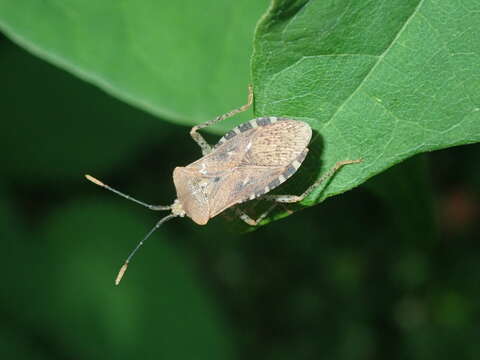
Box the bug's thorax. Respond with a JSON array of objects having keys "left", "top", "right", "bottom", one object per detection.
[{"left": 172, "top": 133, "right": 254, "bottom": 225}]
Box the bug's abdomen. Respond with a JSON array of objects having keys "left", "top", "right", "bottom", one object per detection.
[{"left": 229, "top": 148, "right": 309, "bottom": 204}]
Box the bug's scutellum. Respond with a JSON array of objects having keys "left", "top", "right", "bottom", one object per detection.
[{"left": 86, "top": 86, "right": 362, "bottom": 285}]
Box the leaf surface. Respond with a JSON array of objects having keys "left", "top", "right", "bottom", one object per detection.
[
  {"left": 0, "top": 0, "right": 268, "bottom": 127},
  {"left": 251, "top": 0, "right": 480, "bottom": 214}
]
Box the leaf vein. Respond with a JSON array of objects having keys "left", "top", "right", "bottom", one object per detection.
[{"left": 320, "top": 0, "right": 426, "bottom": 130}]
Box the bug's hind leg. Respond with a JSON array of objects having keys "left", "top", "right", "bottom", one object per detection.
[
  {"left": 190, "top": 85, "right": 253, "bottom": 156},
  {"left": 235, "top": 203, "right": 278, "bottom": 226},
  {"left": 236, "top": 159, "right": 362, "bottom": 226},
  {"left": 264, "top": 159, "right": 363, "bottom": 203}
]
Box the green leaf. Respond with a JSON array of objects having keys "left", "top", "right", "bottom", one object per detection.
[
  {"left": 0, "top": 38, "right": 171, "bottom": 180},
  {"left": 0, "top": 0, "right": 268, "bottom": 128},
  {"left": 252, "top": 0, "right": 480, "bottom": 212}
]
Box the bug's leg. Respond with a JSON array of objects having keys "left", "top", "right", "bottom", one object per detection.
[
  {"left": 85, "top": 175, "right": 172, "bottom": 211},
  {"left": 235, "top": 203, "right": 278, "bottom": 226},
  {"left": 264, "top": 159, "right": 363, "bottom": 203},
  {"left": 190, "top": 85, "right": 254, "bottom": 155}
]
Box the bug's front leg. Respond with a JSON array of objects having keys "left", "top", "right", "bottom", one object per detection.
[
  {"left": 264, "top": 159, "right": 363, "bottom": 203},
  {"left": 190, "top": 85, "right": 253, "bottom": 156}
]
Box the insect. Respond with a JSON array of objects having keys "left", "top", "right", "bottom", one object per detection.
[{"left": 85, "top": 86, "right": 362, "bottom": 284}]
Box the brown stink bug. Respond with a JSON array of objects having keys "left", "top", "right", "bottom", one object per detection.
[{"left": 85, "top": 86, "right": 362, "bottom": 284}]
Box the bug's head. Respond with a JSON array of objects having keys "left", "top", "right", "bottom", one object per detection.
[{"left": 170, "top": 199, "right": 186, "bottom": 218}]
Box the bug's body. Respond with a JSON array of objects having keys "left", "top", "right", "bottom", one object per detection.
[{"left": 173, "top": 117, "right": 311, "bottom": 224}]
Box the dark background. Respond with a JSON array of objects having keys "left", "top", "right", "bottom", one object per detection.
[{"left": 2, "top": 35, "right": 480, "bottom": 360}]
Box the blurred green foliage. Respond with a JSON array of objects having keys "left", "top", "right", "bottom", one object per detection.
[{"left": 1, "top": 1, "right": 480, "bottom": 359}]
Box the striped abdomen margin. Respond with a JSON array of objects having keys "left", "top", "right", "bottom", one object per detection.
[{"left": 215, "top": 116, "right": 288, "bottom": 148}]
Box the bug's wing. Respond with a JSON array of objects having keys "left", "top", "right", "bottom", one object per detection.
[
  {"left": 209, "top": 120, "right": 311, "bottom": 217},
  {"left": 241, "top": 120, "right": 311, "bottom": 166}
]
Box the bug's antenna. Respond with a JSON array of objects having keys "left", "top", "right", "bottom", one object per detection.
[
  {"left": 115, "top": 213, "right": 177, "bottom": 285},
  {"left": 85, "top": 174, "right": 171, "bottom": 211}
]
